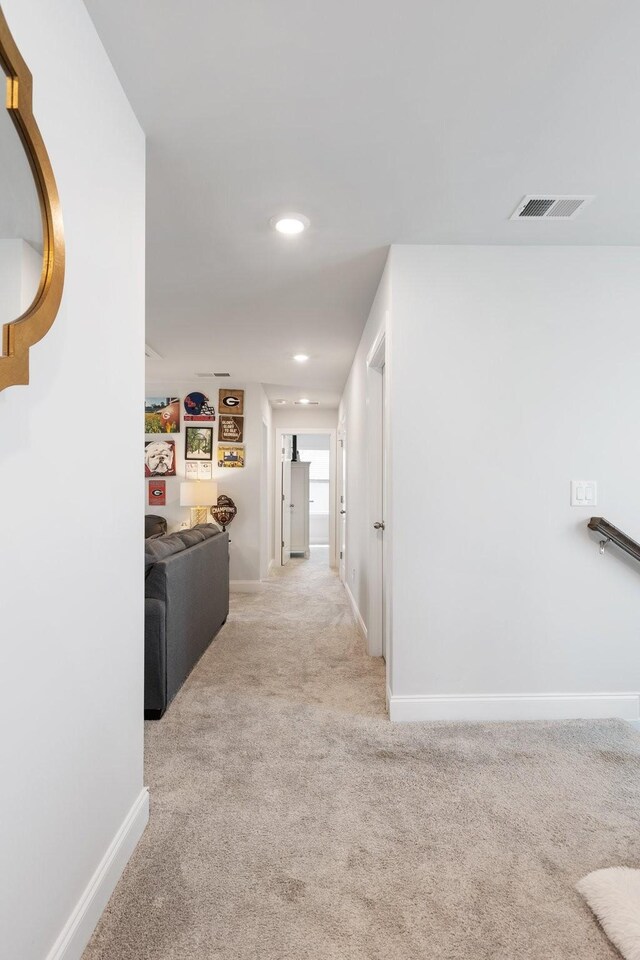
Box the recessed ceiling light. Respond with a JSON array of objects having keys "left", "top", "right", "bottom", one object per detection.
[
  {"left": 298, "top": 398, "right": 311, "bottom": 404},
  {"left": 270, "top": 213, "right": 310, "bottom": 235},
  {"left": 293, "top": 354, "right": 309, "bottom": 363},
  {"left": 275, "top": 399, "right": 287, "bottom": 404}
]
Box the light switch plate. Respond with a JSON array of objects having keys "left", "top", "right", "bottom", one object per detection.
[{"left": 571, "top": 480, "right": 597, "bottom": 507}]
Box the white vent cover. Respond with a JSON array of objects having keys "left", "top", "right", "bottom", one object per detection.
[
  {"left": 294, "top": 400, "right": 319, "bottom": 405},
  {"left": 510, "top": 195, "right": 594, "bottom": 220},
  {"left": 145, "top": 343, "right": 162, "bottom": 360}
]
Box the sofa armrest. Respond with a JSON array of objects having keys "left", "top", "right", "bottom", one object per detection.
[{"left": 144, "top": 597, "right": 166, "bottom": 718}]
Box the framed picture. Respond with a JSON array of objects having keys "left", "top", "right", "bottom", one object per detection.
[
  {"left": 198, "top": 461, "right": 212, "bottom": 480},
  {"left": 145, "top": 397, "right": 180, "bottom": 433},
  {"left": 148, "top": 480, "right": 166, "bottom": 506},
  {"left": 217, "top": 444, "right": 245, "bottom": 468},
  {"left": 218, "top": 414, "right": 244, "bottom": 443},
  {"left": 185, "top": 426, "right": 213, "bottom": 460},
  {"left": 218, "top": 388, "right": 244, "bottom": 416},
  {"left": 185, "top": 462, "right": 199, "bottom": 480},
  {"left": 183, "top": 391, "right": 215, "bottom": 422},
  {"left": 145, "top": 439, "right": 176, "bottom": 477}
]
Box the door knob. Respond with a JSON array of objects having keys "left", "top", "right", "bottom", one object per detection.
[{"left": 373, "top": 521, "right": 385, "bottom": 530}]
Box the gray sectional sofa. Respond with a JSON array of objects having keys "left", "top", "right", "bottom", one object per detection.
[{"left": 145, "top": 524, "right": 229, "bottom": 718}]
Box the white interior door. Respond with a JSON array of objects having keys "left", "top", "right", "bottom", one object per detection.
[
  {"left": 367, "top": 332, "right": 386, "bottom": 659},
  {"left": 281, "top": 458, "right": 292, "bottom": 564},
  {"left": 380, "top": 364, "right": 387, "bottom": 660},
  {"left": 338, "top": 432, "right": 346, "bottom": 582}
]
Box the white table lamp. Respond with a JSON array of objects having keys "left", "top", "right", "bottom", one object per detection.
[{"left": 180, "top": 480, "right": 218, "bottom": 527}]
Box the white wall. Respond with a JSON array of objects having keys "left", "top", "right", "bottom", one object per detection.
[
  {"left": 343, "top": 245, "right": 640, "bottom": 721},
  {"left": 297, "top": 433, "right": 331, "bottom": 450},
  {"left": 0, "top": 2, "right": 146, "bottom": 957},
  {"left": 272, "top": 407, "right": 338, "bottom": 432},
  {"left": 145, "top": 380, "right": 273, "bottom": 585}
]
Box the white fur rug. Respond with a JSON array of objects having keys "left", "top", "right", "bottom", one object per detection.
[{"left": 578, "top": 868, "right": 640, "bottom": 959}]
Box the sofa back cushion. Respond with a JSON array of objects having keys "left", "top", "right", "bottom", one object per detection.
[
  {"left": 145, "top": 534, "right": 186, "bottom": 568},
  {"left": 175, "top": 529, "right": 206, "bottom": 548},
  {"left": 193, "top": 523, "right": 222, "bottom": 540}
]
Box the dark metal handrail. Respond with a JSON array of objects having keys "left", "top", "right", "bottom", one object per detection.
[{"left": 588, "top": 517, "right": 640, "bottom": 563}]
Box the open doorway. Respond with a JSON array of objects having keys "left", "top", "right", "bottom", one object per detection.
[{"left": 276, "top": 428, "right": 337, "bottom": 568}]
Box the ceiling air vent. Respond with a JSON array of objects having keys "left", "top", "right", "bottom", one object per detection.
[
  {"left": 214, "top": 372, "right": 231, "bottom": 377},
  {"left": 510, "top": 195, "right": 594, "bottom": 220},
  {"left": 195, "top": 372, "right": 214, "bottom": 378},
  {"left": 294, "top": 400, "right": 319, "bottom": 405}
]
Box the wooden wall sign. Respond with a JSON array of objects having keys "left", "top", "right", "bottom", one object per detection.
[
  {"left": 218, "top": 414, "right": 243, "bottom": 442},
  {"left": 218, "top": 388, "right": 244, "bottom": 415},
  {"left": 210, "top": 494, "right": 237, "bottom": 528}
]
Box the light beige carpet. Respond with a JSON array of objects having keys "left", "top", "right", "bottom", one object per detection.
[{"left": 84, "top": 547, "right": 640, "bottom": 959}]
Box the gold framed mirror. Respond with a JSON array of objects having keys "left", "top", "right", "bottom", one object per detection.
[{"left": 0, "top": 7, "right": 64, "bottom": 393}]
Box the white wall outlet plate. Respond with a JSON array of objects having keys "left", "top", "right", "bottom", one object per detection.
[{"left": 571, "top": 480, "right": 597, "bottom": 507}]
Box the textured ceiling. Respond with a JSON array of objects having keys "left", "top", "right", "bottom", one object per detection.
[{"left": 83, "top": 0, "right": 640, "bottom": 405}]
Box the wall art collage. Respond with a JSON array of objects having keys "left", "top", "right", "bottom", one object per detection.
[{"left": 144, "top": 390, "right": 245, "bottom": 507}]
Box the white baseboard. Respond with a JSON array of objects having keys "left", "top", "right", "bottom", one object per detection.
[
  {"left": 45, "top": 787, "right": 149, "bottom": 960},
  {"left": 344, "top": 582, "right": 367, "bottom": 639},
  {"left": 388, "top": 693, "right": 640, "bottom": 723},
  {"left": 230, "top": 580, "right": 263, "bottom": 593}
]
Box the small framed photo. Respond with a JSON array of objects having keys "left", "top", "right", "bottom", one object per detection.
[{"left": 185, "top": 426, "right": 213, "bottom": 461}]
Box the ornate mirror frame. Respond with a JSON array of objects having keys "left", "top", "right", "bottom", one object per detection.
[{"left": 0, "top": 7, "right": 65, "bottom": 393}]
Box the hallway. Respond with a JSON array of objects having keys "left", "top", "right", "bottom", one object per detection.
[{"left": 84, "top": 556, "right": 639, "bottom": 960}]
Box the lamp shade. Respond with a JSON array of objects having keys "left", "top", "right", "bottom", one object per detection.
[{"left": 180, "top": 480, "right": 218, "bottom": 507}]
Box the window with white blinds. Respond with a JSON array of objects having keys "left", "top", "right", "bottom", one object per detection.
[{"left": 299, "top": 449, "right": 330, "bottom": 481}]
